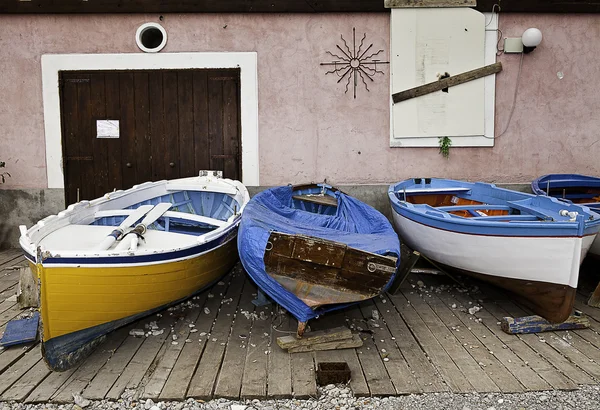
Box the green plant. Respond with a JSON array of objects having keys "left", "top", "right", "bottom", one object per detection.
[
  {"left": 438, "top": 136, "right": 452, "bottom": 159},
  {"left": 0, "top": 161, "right": 10, "bottom": 183}
]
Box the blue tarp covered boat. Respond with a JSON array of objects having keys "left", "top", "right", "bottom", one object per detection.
[{"left": 238, "top": 184, "right": 401, "bottom": 335}]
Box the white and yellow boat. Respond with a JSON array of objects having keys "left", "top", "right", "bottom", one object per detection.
[{"left": 19, "top": 172, "right": 249, "bottom": 371}]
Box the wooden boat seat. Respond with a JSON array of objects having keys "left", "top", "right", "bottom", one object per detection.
[
  {"left": 162, "top": 211, "right": 227, "bottom": 227},
  {"left": 133, "top": 229, "right": 198, "bottom": 250},
  {"left": 292, "top": 194, "right": 338, "bottom": 207},
  {"left": 435, "top": 204, "right": 511, "bottom": 212},
  {"left": 506, "top": 199, "right": 553, "bottom": 220},
  {"left": 436, "top": 203, "right": 550, "bottom": 221},
  {"left": 469, "top": 214, "right": 541, "bottom": 221},
  {"left": 398, "top": 187, "right": 472, "bottom": 195},
  {"left": 38, "top": 224, "right": 199, "bottom": 253},
  {"left": 94, "top": 209, "right": 227, "bottom": 228}
]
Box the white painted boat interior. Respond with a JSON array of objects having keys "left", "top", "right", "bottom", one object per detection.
[
  {"left": 20, "top": 175, "right": 250, "bottom": 259},
  {"left": 38, "top": 225, "right": 198, "bottom": 252}
]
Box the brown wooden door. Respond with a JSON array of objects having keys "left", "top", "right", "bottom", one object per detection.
[{"left": 59, "top": 69, "right": 241, "bottom": 205}]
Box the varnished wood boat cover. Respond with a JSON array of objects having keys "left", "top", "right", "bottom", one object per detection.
[{"left": 264, "top": 232, "right": 397, "bottom": 307}]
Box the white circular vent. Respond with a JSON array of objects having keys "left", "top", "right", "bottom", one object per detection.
[{"left": 136, "top": 23, "right": 167, "bottom": 53}]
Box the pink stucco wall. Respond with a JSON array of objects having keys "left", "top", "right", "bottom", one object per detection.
[{"left": 0, "top": 13, "right": 598, "bottom": 189}]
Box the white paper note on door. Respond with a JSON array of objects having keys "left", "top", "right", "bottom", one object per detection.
[{"left": 97, "top": 120, "right": 120, "bottom": 138}]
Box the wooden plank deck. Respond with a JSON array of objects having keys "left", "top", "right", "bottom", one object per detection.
[{"left": 0, "top": 249, "right": 599, "bottom": 402}]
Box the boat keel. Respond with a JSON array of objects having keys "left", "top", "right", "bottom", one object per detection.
[
  {"left": 43, "top": 334, "right": 107, "bottom": 372},
  {"left": 429, "top": 260, "right": 578, "bottom": 324},
  {"left": 297, "top": 321, "right": 307, "bottom": 339}
]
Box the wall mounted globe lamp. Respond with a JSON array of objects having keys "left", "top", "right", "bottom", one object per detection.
[
  {"left": 521, "top": 28, "right": 543, "bottom": 53},
  {"left": 504, "top": 28, "right": 542, "bottom": 54}
]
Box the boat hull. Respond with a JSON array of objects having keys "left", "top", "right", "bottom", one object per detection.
[
  {"left": 392, "top": 212, "right": 592, "bottom": 323},
  {"left": 264, "top": 232, "right": 397, "bottom": 308},
  {"left": 32, "top": 235, "right": 238, "bottom": 371}
]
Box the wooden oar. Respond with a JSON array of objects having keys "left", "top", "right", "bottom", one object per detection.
[
  {"left": 94, "top": 204, "right": 154, "bottom": 251},
  {"left": 114, "top": 202, "right": 173, "bottom": 251}
]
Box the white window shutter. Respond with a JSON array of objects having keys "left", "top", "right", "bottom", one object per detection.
[{"left": 390, "top": 8, "right": 496, "bottom": 147}]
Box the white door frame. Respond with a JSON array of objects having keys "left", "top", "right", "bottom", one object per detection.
[{"left": 41, "top": 52, "right": 259, "bottom": 188}]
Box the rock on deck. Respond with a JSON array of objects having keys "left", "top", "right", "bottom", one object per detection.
[{"left": 0, "top": 248, "right": 599, "bottom": 402}]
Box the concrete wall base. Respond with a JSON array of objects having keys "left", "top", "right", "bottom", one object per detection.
[
  {"left": 0, "top": 183, "right": 532, "bottom": 248},
  {"left": 0, "top": 189, "right": 65, "bottom": 249},
  {"left": 250, "top": 183, "right": 531, "bottom": 221}
]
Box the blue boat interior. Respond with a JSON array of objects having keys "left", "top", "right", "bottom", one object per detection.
[
  {"left": 391, "top": 178, "right": 595, "bottom": 223},
  {"left": 91, "top": 190, "right": 238, "bottom": 236},
  {"left": 290, "top": 185, "right": 339, "bottom": 216},
  {"left": 532, "top": 173, "right": 600, "bottom": 210}
]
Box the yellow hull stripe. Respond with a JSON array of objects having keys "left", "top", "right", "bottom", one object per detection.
[{"left": 34, "top": 239, "right": 238, "bottom": 342}]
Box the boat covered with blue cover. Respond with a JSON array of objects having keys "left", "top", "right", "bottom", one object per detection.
[
  {"left": 389, "top": 178, "right": 600, "bottom": 323},
  {"left": 238, "top": 184, "right": 401, "bottom": 335},
  {"left": 532, "top": 173, "right": 600, "bottom": 257}
]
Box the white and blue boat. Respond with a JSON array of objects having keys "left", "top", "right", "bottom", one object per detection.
[
  {"left": 532, "top": 173, "right": 600, "bottom": 257},
  {"left": 389, "top": 178, "right": 600, "bottom": 323}
]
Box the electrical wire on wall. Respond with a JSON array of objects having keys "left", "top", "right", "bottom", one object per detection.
[
  {"left": 485, "top": 4, "right": 504, "bottom": 55},
  {"left": 482, "top": 3, "right": 525, "bottom": 140},
  {"left": 482, "top": 35, "right": 525, "bottom": 140}
]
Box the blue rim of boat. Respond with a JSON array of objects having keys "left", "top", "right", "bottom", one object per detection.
[
  {"left": 532, "top": 173, "right": 600, "bottom": 192},
  {"left": 389, "top": 178, "right": 600, "bottom": 237},
  {"left": 532, "top": 173, "right": 600, "bottom": 210}
]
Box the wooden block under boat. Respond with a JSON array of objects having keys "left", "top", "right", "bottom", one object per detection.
[
  {"left": 287, "top": 334, "right": 363, "bottom": 353},
  {"left": 264, "top": 232, "right": 397, "bottom": 307},
  {"left": 17, "top": 267, "right": 39, "bottom": 309},
  {"left": 388, "top": 249, "right": 421, "bottom": 295},
  {"left": 292, "top": 194, "right": 338, "bottom": 207},
  {"left": 277, "top": 326, "right": 352, "bottom": 349},
  {"left": 501, "top": 313, "right": 589, "bottom": 334}
]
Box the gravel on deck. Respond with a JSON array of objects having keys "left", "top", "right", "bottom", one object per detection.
[{"left": 2, "top": 384, "right": 599, "bottom": 410}]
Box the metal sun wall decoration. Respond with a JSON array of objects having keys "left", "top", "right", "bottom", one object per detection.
[{"left": 321, "top": 28, "right": 389, "bottom": 99}]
